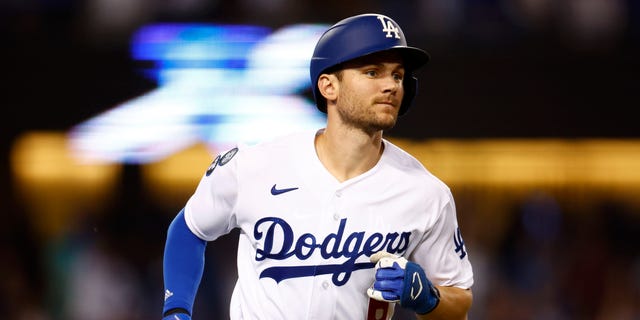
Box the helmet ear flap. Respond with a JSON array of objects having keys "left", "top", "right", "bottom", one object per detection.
[{"left": 399, "top": 75, "right": 418, "bottom": 116}]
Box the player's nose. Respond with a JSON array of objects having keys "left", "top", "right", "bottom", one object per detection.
[{"left": 380, "top": 74, "right": 401, "bottom": 93}]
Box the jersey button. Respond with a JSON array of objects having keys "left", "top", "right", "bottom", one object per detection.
[
  {"left": 333, "top": 213, "right": 340, "bottom": 220},
  {"left": 322, "top": 281, "right": 330, "bottom": 289},
  {"left": 335, "top": 190, "right": 342, "bottom": 197}
]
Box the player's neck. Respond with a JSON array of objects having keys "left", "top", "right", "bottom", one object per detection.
[{"left": 315, "top": 127, "right": 384, "bottom": 182}]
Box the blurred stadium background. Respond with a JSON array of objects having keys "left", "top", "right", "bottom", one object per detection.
[{"left": 2, "top": 0, "right": 639, "bottom": 319}]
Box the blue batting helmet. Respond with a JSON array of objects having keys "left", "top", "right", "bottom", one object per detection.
[{"left": 310, "top": 13, "right": 430, "bottom": 115}]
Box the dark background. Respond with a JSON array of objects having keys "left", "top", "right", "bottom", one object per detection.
[
  {"left": 2, "top": 1, "right": 639, "bottom": 319},
  {"left": 3, "top": 0, "right": 639, "bottom": 140}
]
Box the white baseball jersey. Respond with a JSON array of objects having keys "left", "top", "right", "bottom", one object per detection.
[{"left": 184, "top": 129, "right": 473, "bottom": 319}]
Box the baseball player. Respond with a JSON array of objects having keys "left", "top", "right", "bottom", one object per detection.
[{"left": 162, "top": 13, "right": 473, "bottom": 319}]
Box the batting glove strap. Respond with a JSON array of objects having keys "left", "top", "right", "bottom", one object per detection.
[{"left": 400, "top": 262, "right": 441, "bottom": 314}]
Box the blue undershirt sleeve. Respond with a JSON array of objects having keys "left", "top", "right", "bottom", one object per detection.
[{"left": 162, "top": 209, "right": 207, "bottom": 316}]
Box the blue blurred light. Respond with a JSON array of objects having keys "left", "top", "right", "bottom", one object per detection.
[{"left": 69, "top": 22, "right": 329, "bottom": 164}]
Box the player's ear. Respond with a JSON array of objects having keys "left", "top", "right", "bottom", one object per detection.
[{"left": 318, "top": 73, "right": 338, "bottom": 102}]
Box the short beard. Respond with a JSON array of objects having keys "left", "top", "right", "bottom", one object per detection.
[{"left": 336, "top": 102, "right": 397, "bottom": 135}]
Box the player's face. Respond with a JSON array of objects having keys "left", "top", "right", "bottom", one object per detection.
[{"left": 334, "top": 51, "right": 405, "bottom": 134}]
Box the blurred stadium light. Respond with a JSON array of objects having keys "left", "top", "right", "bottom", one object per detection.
[{"left": 68, "top": 23, "right": 329, "bottom": 164}]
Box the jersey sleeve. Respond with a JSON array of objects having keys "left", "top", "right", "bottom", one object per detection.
[
  {"left": 183, "top": 147, "right": 240, "bottom": 241},
  {"left": 411, "top": 191, "right": 474, "bottom": 289}
]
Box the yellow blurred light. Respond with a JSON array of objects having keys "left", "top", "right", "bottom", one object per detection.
[
  {"left": 141, "top": 143, "right": 216, "bottom": 208},
  {"left": 389, "top": 138, "right": 640, "bottom": 187},
  {"left": 11, "top": 132, "right": 121, "bottom": 239},
  {"left": 11, "top": 131, "right": 640, "bottom": 237}
]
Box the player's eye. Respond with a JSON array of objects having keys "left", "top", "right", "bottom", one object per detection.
[
  {"left": 393, "top": 72, "right": 404, "bottom": 81},
  {"left": 365, "top": 70, "right": 378, "bottom": 77}
]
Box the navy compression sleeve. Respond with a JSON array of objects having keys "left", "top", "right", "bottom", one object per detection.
[{"left": 162, "top": 209, "right": 207, "bottom": 316}]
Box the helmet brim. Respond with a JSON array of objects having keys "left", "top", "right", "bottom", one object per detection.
[{"left": 392, "top": 46, "right": 430, "bottom": 71}]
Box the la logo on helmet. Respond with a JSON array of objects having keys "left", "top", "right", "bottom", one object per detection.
[{"left": 376, "top": 15, "right": 401, "bottom": 39}]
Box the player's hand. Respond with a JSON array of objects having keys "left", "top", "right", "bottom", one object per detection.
[
  {"left": 162, "top": 313, "right": 191, "bottom": 320},
  {"left": 367, "top": 251, "right": 440, "bottom": 315}
]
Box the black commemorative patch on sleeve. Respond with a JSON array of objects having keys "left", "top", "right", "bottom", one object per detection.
[
  {"left": 205, "top": 155, "right": 221, "bottom": 176},
  {"left": 219, "top": 147, "right": 238, "bottom": 166}
]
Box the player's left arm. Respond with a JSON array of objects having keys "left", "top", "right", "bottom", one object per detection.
[
  {"left": 418, "top": 285, "right": 472, "bottom": 320},
  {"left": 418, "top": 192, "right": 473, "bottom": 319},
  {"left": 368, "top": 252, "right": 472, "bottom": 320},
  {"left": 369, "top": 192, "right": 473, "bottom": 319}
]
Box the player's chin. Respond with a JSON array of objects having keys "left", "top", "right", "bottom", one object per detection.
[
  {"left": 370, "top": 104, "right": 398, "bottom": 127},
  {"left": 372, "top": 114, "right": 397, "bottom": 131},
  {"left": 380, "top": 108, "right": 399, "bottom": 122}
]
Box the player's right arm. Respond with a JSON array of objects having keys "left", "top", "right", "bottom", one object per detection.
[
  {"left": 162, "top": 147, "right": 241, "bottom": 319},
  {"left": 162, "top": 209, "right": 206, "bottom": 319}
]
